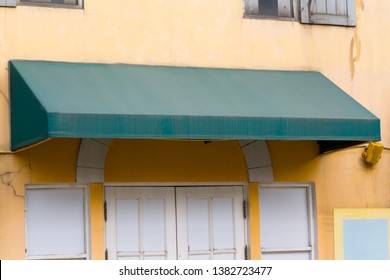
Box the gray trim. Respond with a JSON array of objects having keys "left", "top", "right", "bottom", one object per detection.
[
  {"left": 240, "top": 140, "right": 274, "bottom": 183},
  {"left": 76, "top": 139, "right": 110, "bottom": 183},
  {"left": 17, "top": 0, "right": 83, "bottom": 9}
]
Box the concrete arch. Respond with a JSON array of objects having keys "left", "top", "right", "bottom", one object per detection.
[
  {"left": 76, "top": 138, "right": 111, "bottom": 183},
  {"left": 76, "top": 139, "right": 273, "bottom": 183}
]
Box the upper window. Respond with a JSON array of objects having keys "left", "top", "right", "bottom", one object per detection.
[
  {"left": 245, "top": 0, "right": 356, "bottom": 27},
  {"left": 18, "top": 0, "right": 82, "bottom": 8},
  {"left": 245, "top": 0, "right": 299, "bottom": 19},
  {"left": 25, "top": 185, "right": 90, "bottom": 260}
]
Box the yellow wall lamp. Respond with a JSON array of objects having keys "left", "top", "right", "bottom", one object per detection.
[{"left": 362, "top": 142, "right": 384, "bottom": 164}]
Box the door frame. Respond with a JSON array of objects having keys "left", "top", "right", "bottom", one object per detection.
[{"left": 104, "top": 182, "right": 249, "bottom": 260}]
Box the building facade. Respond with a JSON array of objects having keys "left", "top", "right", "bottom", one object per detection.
[{"left": 0, "top": 0, "right": 389, "bottom": 260}]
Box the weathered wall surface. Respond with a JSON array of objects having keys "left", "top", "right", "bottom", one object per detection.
[{"left": 0, "top": 0, "right": 389, "bottom": 259}]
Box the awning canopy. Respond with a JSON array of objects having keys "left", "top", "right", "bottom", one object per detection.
[{"left": 10, "top": 60, "right": 380, "bottom": 151}]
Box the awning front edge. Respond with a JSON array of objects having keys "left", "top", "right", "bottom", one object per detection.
[{"left": 10, "top": 60, "right": 381, "bottom": 151}]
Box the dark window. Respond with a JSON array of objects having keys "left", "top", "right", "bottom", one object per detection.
[{"left": 259, "top": 0, "right": 278, "bottom": 16}]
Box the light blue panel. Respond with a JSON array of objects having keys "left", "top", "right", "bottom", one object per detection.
[{"left": 343, "top": 219, "right": 389, "bottom": 260}]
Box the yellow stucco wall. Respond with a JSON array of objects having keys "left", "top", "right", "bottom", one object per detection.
[
  {"left": 105, "top": 139, "right": 247, "bottom": 182},
  {"left": 268, "top": 140, "right": 390, "bottom": 259},
  {"left": 89, "top": 182, "right": 105, "bottom": 260},
  {"left": 1, "top": 1, "right": 389, "bottom": 148},
  {"left": 0, "top": 139, "right": 80, "bottom": 259},
  {"left": 0, "top": 0, "right": 390, "bottom": 260}
]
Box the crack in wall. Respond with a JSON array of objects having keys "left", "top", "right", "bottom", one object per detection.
[
  {"left": 350, "top": 28, "right": 361, "bottom": 80},
  {"left": 0, "top": 165, "right": 29, "bottom": 198},
  {"left": 349, "top": 0, "right": 364, "bottom": 80}
]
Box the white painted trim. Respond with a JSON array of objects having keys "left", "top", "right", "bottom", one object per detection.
[
  {"left": 261, "top": 247, "right": 312, "bottom": 253},
  {"left": 27, "top": 254, "right": 88, "bottom": 260},
  {"left": 260, "top": 182, "right": 314, "bottom": 188}
]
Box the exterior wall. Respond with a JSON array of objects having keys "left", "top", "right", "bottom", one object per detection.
[
  {"left": 0, "top": 0, "right": 389, "bottom": 260},
  {"left": 268, "top": 140, "right": 390, "bottom": 259},
  {"left": 0, "top": 139, "right": 79, "bottom": 259},
  {"left": 105, "top": 139, "right": 247, "bottom": 182}
]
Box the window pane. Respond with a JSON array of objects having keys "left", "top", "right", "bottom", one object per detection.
[
  {"left": 260, "top": 188, "right": 309, "bottom": 248},
  {"left": 26, "top": 188, "right": 85, "bottom": 256},
  {"left": 212, "top": 198, "right": 234, "bottom": 249},
  {"left": 259, "top": 0, "right": 278, "bottom": 16},
  {"left": 189, "top": 254, "right": 209, "bottom": 260},
  {"left": 144, "top": 255, "right": 166, "bottom": 260},
  {"left": 118, "top": 256, "right": 140, "bottom": 260},
  {"left": 262, "top": 252, "right": 310, "bottom": 260},
  {"left": 187, "top": 199, "right": 210, "bottom": 251},
  {"left": 246, "top": 0, "right": 293, "bottom": 17},
  {"left": 143, "top": 199, "right": 165, "bottom": 252},
  {"left": 116, "top": 200, "right": 139, "bottom": 252}
]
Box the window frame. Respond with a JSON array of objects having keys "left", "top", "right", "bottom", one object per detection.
[
  {"left": 259, "top": 182, "right": 318, "bottom": 260},
  {"left": 25, "top": 184, "right": 90, "bottom": 260},
  {"left": 243, "top": 0, "right": 300, "bottom": 21},
  {"left": 18, "top": 0, "right": 83, "bottom": 9}
]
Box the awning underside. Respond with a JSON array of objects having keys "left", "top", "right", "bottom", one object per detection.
[{"left": 10, "top": 60, "right": 380, "bottom": 151}]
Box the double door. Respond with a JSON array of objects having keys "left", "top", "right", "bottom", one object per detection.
[{"left": 105, "top": 186, "right": 245, "bottom": 260}]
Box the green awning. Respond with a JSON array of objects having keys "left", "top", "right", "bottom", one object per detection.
[{"left": 10, "top": 60, "right": 380, "bottom": 151}]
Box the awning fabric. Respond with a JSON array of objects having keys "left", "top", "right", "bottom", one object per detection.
[{"left": 10, "top": 60, "right": 380, "bottom": 151}]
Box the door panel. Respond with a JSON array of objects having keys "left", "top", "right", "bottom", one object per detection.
[
  {"left": 176, "top": 186, "right": 245, "bottom": 260},
  {"left": 105, "top": 187, "right": 177, "bottom": 260}
]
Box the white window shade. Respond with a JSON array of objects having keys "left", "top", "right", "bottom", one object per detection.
[
  {"left": 260, "top": 188, "right": 309, "bottom": 248},
  {"left": 25, "top": 186, "right": 89, "bottom": 259}
]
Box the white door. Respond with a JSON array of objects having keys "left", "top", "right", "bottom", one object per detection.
[
  {"left": 105, "top": 187, "right": 177, "bottom": 260},
  {"left": 176, "top": 186, "right": 245, "bottom": 260},
  {"left": 105, "top": 186, "right": 246, "bottom": 260}
]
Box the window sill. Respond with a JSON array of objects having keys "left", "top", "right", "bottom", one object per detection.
[
  {"left": 18, "top": 3, "right": 83, "bottom": 9},
  {"left": 243, "top": 14, "right": 298, "bottom": 22}
]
